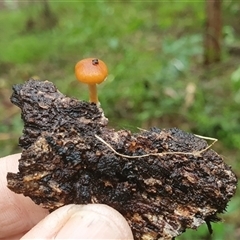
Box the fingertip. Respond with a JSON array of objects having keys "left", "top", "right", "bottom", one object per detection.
[
  {"left": 22, "top": 204, "right": 133, "bottom": 240},
  {"left": 57, "top": 204, "right": 134, "bottom": 239},
  {"left": 0, "top": 153, "right": 48, "bottom": 238}
]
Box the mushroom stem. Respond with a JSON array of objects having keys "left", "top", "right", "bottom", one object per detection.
[{"left": 88, "top": 84, "right": 98, "bottom": 104}]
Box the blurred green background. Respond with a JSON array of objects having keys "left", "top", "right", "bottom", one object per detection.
[{"left": 0, "top": 1, "right": 239, "bottom": 239}]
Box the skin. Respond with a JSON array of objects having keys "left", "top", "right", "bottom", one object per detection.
[{"left": 0, "top": 154, "right": 133, "bottom": 240}]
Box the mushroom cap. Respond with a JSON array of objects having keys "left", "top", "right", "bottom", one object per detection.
[{"left": 75, "top": 58, "right": 108, "bottom": 84}]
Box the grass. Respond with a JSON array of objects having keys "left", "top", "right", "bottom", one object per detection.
[{"left": 0, "top": 2, "right": 239, "bottom": 239}]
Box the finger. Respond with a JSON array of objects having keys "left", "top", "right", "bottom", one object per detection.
[
  {"left": 22, "top": 204, "right": 134, "bottom": 239},
  {"left": 0, "top": 154, "right": 49, "bottom": 239}
]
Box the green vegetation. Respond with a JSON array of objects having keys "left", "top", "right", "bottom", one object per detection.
[{"left": 0, "top": 2, "right": 239, "bottom": 239}]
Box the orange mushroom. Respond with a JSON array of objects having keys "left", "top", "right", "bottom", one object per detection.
[{"left": 75, "top": 58, "right": 108, "bottom": 104}]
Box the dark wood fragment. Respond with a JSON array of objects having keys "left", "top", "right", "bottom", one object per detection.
[{"left": 7, "top": 79, "right": 237, "bottom": 240}]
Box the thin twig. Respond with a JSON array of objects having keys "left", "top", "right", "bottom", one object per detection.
[
  {"left": 95, "top": 134, "right": 217, "bottom": 159},
  {"left": 194, "top": 134, "right": 218, "bottom": 153}
]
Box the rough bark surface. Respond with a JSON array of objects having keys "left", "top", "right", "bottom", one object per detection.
[{"left": 7, "top": 80, "right": 237, "bottom": 240}]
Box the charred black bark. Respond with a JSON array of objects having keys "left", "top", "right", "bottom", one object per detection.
[{"left": 7, "top": 79, "right": 237, "bottom": 240}]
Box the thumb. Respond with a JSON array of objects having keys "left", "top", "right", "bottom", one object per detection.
[{"left": 21, "top": 204, "right": 133, "bottom": 239}]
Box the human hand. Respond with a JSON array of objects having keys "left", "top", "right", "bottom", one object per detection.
[{"left": 0, "top": 154, "right": 133, "bottom": 239}]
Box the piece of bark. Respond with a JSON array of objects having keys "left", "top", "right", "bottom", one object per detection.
[{"left": 7, "top": 79, "right": 237, "bottom": 240}]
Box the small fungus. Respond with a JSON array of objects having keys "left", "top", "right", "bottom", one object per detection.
[{"left": 75, "top": 58, "right": 108, "bottom": 104}]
